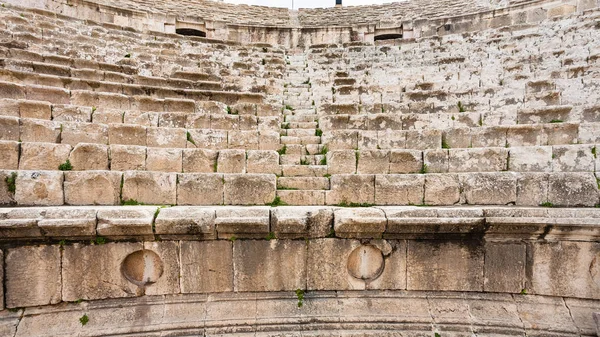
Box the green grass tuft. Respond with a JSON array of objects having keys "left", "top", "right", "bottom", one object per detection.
[
  {"left": 5, "top": 172, "right": 16, "bottom": 194},
  {"left": 295, "top": 289, "right": 305, "bottom": 308},
  {"left": 277, "top": 145, "right": 287, "bottom": 155},
  {"left": 267, "top": 196, "right": 288, "bottom": 207},
  {"left": 79, "top": 314, "right": 89, "bottom": 326},
  {"left": 315, "top": 128, "right": 323, "bottom": 137},
  {"left": 265, "top": 232, "right": 276, "bottom": 240},
  {"left": 457, "top": 101, "right": 466, "bottom": 112},
  {"left": 549, "top": 119, "right": 563, "bottom": 123},
  {"left": 540, "top": 202, "right": 553, "bottom": 207},
  {"left": 58, "top": 159, "right": 73, "bottom": 171},
  {"left": 186, "top": 131, "right": 196, "bottom": 146},
  {"left": 420, "top": 163, "right": 428, "bottom": 174},
  {"left": 91, "top": 237, "right": 106, "bottom": 245}
]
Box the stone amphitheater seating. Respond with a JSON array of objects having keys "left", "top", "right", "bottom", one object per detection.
[{"left": 0, "top": 0, "right": 600, "bottom": 336}]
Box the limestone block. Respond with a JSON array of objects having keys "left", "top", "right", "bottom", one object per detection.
[
  {"left": 484, "top": 243, "right": 526, "bottom": 293},
  {"left": 223, "top": 174, "right": 276, "bottom": 205},
  {"left": 405, "top": 129, "right": 441, "bottom": 150},
  {"left": 97, "top": 207, "right": 156, "bottom": 238},
  {"left": 64, "top": 171, "right": 121, "bottom": 205},
  {"left": 36, "top": 208, "right": 97, "bottom": 238},
  {"left": 326, "top": 150, "right": 356, "bottom": 174},
  {"left": 358, "top": 130, "right": 379, "bottom": 150},
  {"left": 233, "top": 240, "right": 306, "bottom": 291},
  {"left": 19, "top": 142, "right": 72, "bottom": 170},
  {"left": 578, "top": 123, "right": 600, "bottom": 144},
  {"left": 548, "top": 172, "right": 599, "bottom": 206},
  {"left": 544, "top": 123, "right": 578, "bottom": 145},
  {"left": 407, "top": 240, "right": 484, "bottom": 291},
  {"left": 60, "top": 122, "right": 108, "bottom": 146},
  {"left": 215, "top": 207, "right": 270, "bottom": 238},
  {"left": 516, "top": 173, "right": 549, "bottom": 206},
  {"left": 108, "top": 124, "right": 147, "bottom": 146},
  {"left": 0, "top": 99, "right": 19, "bottom": 117},
  {"left": 62, "top": 242, "right": 179, "bottom": 301},
  {"left": 509, "top": 146, "right": 552, "bottom": 172},
  {"left": 177, "top": 173, "right": 224, "bottom": 205},
  {"left": 277, "top": 190, "right": 326, "bottom": 206},
  {"left": 122, "top": 171, "right": 177, "bottom": 205},
  {"left": 271, "top": 206, "right": 333, "bottom": 238},
  {"left": 5, "top": 245, "right": 61, "bottom": 307},
  {"left": 211, "top": 114, "right": 239, "bottom": 130},
  {"left": 146, "top": 127, "right": 186, "bottom": 148},
  {"left": 389, "top": 149, "right": 422, "bottom": 174},
  {"left": 0, "top": 171, "right": 15, "bottom": 205},
  {"left": 471, "top": 126, "right": 507, "bottom": 148},
  {"left": 424, "top": 149, "right": 448, "bottom": 173},
  {"left": 181, "top": 241, "right": 233, "bottom": 293},
  {"left": 182, "top": 149, "right": 218, "bottom": 173},
  {"left": 443, "top": 128, "right": 472, "bottom": 148},
  {"left": 378, "top": 130, "right": 406, "bottom": 149},
  {"left": 19, "top": 100, "right": 51, "bottom": 119},
  {"left": 334, "top": 208, "right": 386, "bottom": 238},
  {"left": 326, "top": 174, "right": 375, "bottom": 205},
  {"left": 528, "top": 241, "right": 600, "bottom": 299},
  {"left": 357, "top": 150, "right": 389, "bottom": 174},
  {"left": 321, "top": 130, "right": 358, "bottom": 150},
  {"left": 375, "top": 174, "right": 424, "bottom": 205},
  {"left": 552, "top": 145, "right": 595, "bottom": 172},
  {"left": 507, "top": 125, "right": 545, "bottom": 147},
  {"left": 186, "top": 129, "right": 228, "bottom": 150},
  {"left": 307, "top": 239, "right": 406, "bottom": 290},
  {"left": 15, "top": 171, "right": 64, "bottom": 206},
  {"left": 0, "top": 141, "right": 19, "bottom": 169},
  {"left": 51, "top": 105, "right": 92, "bottom": 122},
  {"left": 146, "top": 148, "right": 182, "bottom": 173},
  {"left": 154, "top": 206, "right": 216, "bottom": 238},
  {"left": 0, "top": 116, "right": 19, "bottom": 141},
  {"left": 109, "top": 145, "right": 146, "bottom": 171},
  {"left": 217, "top": 149, "right": 246, "bottom": 173},
  {"left": 20, "top": 119, "right": 60, "bottom": 143},
  {"left": 424, "top": 173, "right": 460, "bottom": 205},
  {"left": 228, "top": 130, "right": 259, "bottom": 149},
  {"left": 448, "top": 148, "right": 508, "bottom": 172},
  {"left": 277, "top": 177, "right": 329, "bottom": 190},
  {"left": 69, "top": 143, "right": 109, "bottom": 170},
  {"left": 258, "top": 130, "right": 280, "bottom": 150},
  {"left": 514, "top": 295, "right": 579, "bottom": 335},
  {"left": 460, "top": 172, "right": 517, "bottom": 205},
  {"left": 246, "top": 150, "right": 280, "bottom": 174}
]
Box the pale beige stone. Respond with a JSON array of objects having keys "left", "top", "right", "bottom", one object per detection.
[
  {"left": 181, "top": 241, "right": 233, "bottom": 293},
  {"left": 424, "top": 173, "right": 460, "bottom": 205},
  {"left": 122, "top": 171, "right": 177, "bottom": 205},
  {"left": 177, "top": 173, "right": 224, "bottom": 205},
  {"left": 19, "top": 100, "right": 51, "bottom": 119},
  {"left": 326, "top": 174, "right": 374, "bottom": 205},
  {"left": 146, "top": 127, "right": 186, "bottom": 148},
  {"left": 146, "top": 148, "right": 183, "bottom": 172},
  {"left": 182, "top": 149, "right": 218, "bottom": 173},
  {"left": 0, "top": 141, "right": 19, "bottom": 170},
  {"left": 108, "top": 124, "right": 147, "bottom": 146},
  {"left": 271, "top": 206, "right": 333, "bottom": 238},
  {"left": 69, "top": 143, "right": 109, "bottom": 170},
  {"left": 326, "top": 150, "right": 356, "bottom": 174},
  {"left": 357, "top": 150, "right": 390, "bottom": 174},
  {"left": 5, "top": 245, "right": 61, "bottom": 307},
  {"left": 215, "top": 207, "right": 270, "bottom": 238},
  {"left": 484, "top": 243, "right": 526, "bottom": 293},
  {"left": 20, "top": 119, "right": 60, "bottom": 143},
  {"left": 375, "top": 174, "right": 424, "bottom": 205},
  {"left": 277, "top": 190, "right": 326, "bottom": 205},
  {"left": 109, "top": 145, "right": 146, "bottom": 171},
  {"left": 516, "top": 173, "right": 549, "bottom": 206},
  {"left": 217, "top": 149, "right": 246, "bottom": 173},
  {"left": 389, "top": 149, "right": 422, "bottom": 174},
  {"left": 334, "top": 208, "right": 386, "bottom": 238},
  {"left": 223, "top": 174, "right": 276, "bottom": 205},
  {"left": 548, "top": 172, "right": 599, "bottom": 206},
  {"left": 0, "top": 171, "right": 16, "bottom": 205},
  {"left": 233, "top": 240, "right": 306, "bottom": 291},
  {"left": 448, "top": 148, "right": 508, "bottom": 172},
  {"left": 64, "top": 171, "right": 121, "bottom": 205},
  {"left": 154, "top": 206, "right": 216, "bottom": 238},
  {"left": 460, "top": 172, "right": 517, "bottom": 205},
  {"left": 60, "top": 122, "right": 108, "bottom": 146},
  {"left": 15, "top": 171, "right": 64, "bottom": 206},
  {"left": 19, "top": 142, "right": 72, "bottom": 170},
  {"left": 51, "top": 104, "right": 92, "bottom": 122},
  {"left": 0, "top": 116, "right": 20, "bottom": 141},
  {"left": 246, "top": 150, "right": 280, "bottom": 174},
  {"left": 96, "top": 207, "right": 156, "bottom": 238},
  {"left": 407, "top": 240, "right": 484, "bottom": 291},
  {"left": 509, "top": 146, "right": 552, "bottom": 172}
]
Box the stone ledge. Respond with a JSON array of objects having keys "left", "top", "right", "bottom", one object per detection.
[
  {"left": 1, "top": 291, "right": 596, "bottom": 336},
  {"left": 1, "top": 205, "right": 600, "bottom": 241}
]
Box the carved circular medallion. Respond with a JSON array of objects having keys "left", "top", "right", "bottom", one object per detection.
[
  {"left": 347, "top": 245, "right": 384, "bottom": 280},
  {"left": 121, "top": 250, "right": 164, "bottom": 286}
]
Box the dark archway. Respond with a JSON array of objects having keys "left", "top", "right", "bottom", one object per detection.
[
  {"left": 374, "top": 33, "right": 403, "bottom": 41},
  {"left": 176, "top": 28, "right": 206, "bottom": 37}
]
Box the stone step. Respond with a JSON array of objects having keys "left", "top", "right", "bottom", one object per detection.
[
  {"left": 285, "top": 129, "right": 316, "bottom": 137},
  {"left": 276, "top": 189, "right": 326, "bottom": 205},
  {"left": 287, "top": 121, "right": 318, "bottom": 129},
  {"left": 277, "top": 176, "right": 330, "bottom": 190},
  {"left": 285, "top": 114, "right": 318, "bottom": 122}
]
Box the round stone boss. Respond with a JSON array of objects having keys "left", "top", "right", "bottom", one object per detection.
[
  {"left": 347, "top": 245, "right": 385, "bottom": 280},
  {"left": 121, "top": 250, "right": 164, "bottom": 286}
]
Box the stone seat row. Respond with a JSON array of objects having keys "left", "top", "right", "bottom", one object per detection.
[
  {"left": 321, "top": 121, "right": 597, "bottom": 150},
  {"left": 0, "top": 116, "right": 281, "bottom": 150},
  {"left": 2, "top": 204, "right": 600, "bottom": 242},
  {"left": 0, "top": 69, "right": 265, "bottom": 105},
  {"left": 0, "top": 170, "right": 597, "bottom": 207},
  {"left": 4, "top": 140, "right": 598, "bottom": 174}
]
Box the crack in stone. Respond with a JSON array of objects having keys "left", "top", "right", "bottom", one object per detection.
[{"left": 12, "top": 308, "right": 24, "bottom": 337}]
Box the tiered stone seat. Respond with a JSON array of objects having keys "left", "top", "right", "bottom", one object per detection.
[{"left": 1, "top": 1, "right": 600, "bottom": 336}]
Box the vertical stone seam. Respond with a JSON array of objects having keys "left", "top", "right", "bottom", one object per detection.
[
  {"left": 404, "top": 239, "right": 408, "bottom": 291},
  {"left": 562, "top": 297, "right": 578, "bottom": 334},
  {"left": 178, "top": 240, "right": 183, "bottom": 294}
]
